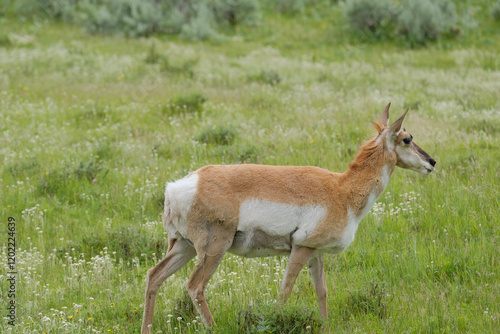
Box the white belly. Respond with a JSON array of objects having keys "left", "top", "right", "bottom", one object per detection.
[
  {"left": 231, "top": 199, "right": 327, "bottom": 257},
  {"left": 238, "top": 199, "right": 326, "bottom": 239}
]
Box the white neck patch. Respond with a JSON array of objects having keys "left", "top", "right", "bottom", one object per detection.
[{"left": 339, "top": 165, "right": 392, "bottom": 250}]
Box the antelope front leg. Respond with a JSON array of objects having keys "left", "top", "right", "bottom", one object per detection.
[
  {"left": 308, "top": 254, "right": 331, "bottom": 333},
  {"left": 308, "top": 254, "right": 328, "bottom": 319},
  {"left": 279, "top": 245, "right": 316, "bottom": 304}
]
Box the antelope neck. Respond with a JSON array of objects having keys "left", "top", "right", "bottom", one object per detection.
[{"left": 341, "top": 158, "right": 396, "bottom": 218}]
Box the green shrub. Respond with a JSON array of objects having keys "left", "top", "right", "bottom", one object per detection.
[
  {"left": 79, "top": 0, "right": 167, "bottom": 37},
  {"left": 170, "top": 291, "right": 197, "bottom": 323},
  {"left": 79, "top": 0, "right": 212, "bottom": 37},
  {"left": 196, "top": 125, "right": 238, "bottom": 145},
  {"left": 397, "top": 0, "right": 457, "bottom": 45},
  {"left": 162, "top": 57, "right": 198, "bottom": 76},
  {"left": 145, "top": 43, "right": 199, "bottom": 77},
  {"left": 180, "top": 2, "right": 221, "bottom": 41},
  {"left": 166, "top": 93, "right": 207, "bottom": 115},
  {"left": 271, "top": 0, "right": 332, "bottom": 15},
  {"left": 238, "top": 304, "right": 324, "bottom": 333},
  {"left": 178, "top": 0, "right": 261, "bottom": 40},
  {"left": 248, "top": 70, "right": 281, "bottom": 85},
  {"left": 57, "top": 226, "right": 165, "bottom": 262},
  {"left": 0, "top": 34, "right": 11, "bottom": 47},
  {"left": 492, "top": 1, "right": 500, "bottom": 21},
  {"left": 7, "top": 0, "right": 79, "bottom": 22},
  {"left": 210, "top": 144, "right": 260, "bottom": 163},
  {"left": 342, "top": 0, "right": 397, "bottom": 40},
  {"left": 6, "top": 159, "right": 39, "bottom": 177},
  {"left": 271, "top": 0, "right": 307, "bottom": 15},
  {"left": 6, "top": 0, "right": 261, "bottom": 40},
  {"left": 80, "top": 0, "right": 198, "bottom": 36},
  {"left": 36, "top": 160, "right": 108, "bottom": 197},
  {"left": 144, "top": 42, "right": 162, "bottom": 65},
  {"left": 238, "top": 145, "right": 260, "bottom": 163},
  {"left": 339, "top": 282, "right": 393, "bottom": 319},
  {"left": 36, "top": 164, "right": 71, "bottom": 197},
  {"left": 209, "top": 0, "right": 260, "bottom": 27},
  {"left": 164, "top": 0, "right": 198, "bottom": 34},
  {"left": 74, "top": 161, "right": 109, "bottom": 182}
]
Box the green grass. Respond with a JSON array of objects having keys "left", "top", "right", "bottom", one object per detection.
[{"left": 0, "top": 3, "right": 499, "bottom": 333}]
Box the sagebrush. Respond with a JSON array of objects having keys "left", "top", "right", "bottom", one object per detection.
[{"left": 398, "top": 0, "right": 458, "bottom": 45}]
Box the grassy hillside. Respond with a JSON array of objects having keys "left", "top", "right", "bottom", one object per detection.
[{"left": 0, "top": 3, "right": 499, "bottom": 333}]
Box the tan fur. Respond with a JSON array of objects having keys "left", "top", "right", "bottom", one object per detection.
[
  {"left": 141, "top": 104, "right": 436, "bottom": 333},
  {"left": 187, "top": 155, "right": 391, "bottom": 250},
  {"left": 190, "top": 164, "right": 345, "bottom": 245}
]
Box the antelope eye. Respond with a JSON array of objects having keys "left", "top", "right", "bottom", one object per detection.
[{"left": 403, "top": 136, "right": 413, "bottom": 145}]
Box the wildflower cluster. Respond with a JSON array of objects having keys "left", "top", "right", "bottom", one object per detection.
[{"left": 371, "top": 191, "right": 424, "bottom": 221}]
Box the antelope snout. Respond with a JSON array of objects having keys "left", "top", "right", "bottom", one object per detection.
[{"left": 424, "top": 157, "right": 436, "bottom": 174}]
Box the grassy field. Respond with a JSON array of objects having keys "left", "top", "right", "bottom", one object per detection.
[{"left": 1, "top": 3, "right": 499, "bottom": 333}]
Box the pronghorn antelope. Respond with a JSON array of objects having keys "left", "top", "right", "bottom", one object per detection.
[{"left": 141, "top": 103, "right": 436, "bottom": 332}]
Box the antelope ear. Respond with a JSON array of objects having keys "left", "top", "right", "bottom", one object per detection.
[
  {"left": 389, "top": 108, "right": 409, "bottom": 135},
  {"left": 381, "top": 102, "right": 390, "bottom": 127}
]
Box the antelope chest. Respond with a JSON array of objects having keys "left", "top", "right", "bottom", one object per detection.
[
  {"left": 319, "top": 208, "right": 364, "bottom": 254},
  {"left": 320, "top": 189, "right": 382, "bottom": 254},
  {"left": 321, "top": 167, "right": 390, "bottom": 253}
]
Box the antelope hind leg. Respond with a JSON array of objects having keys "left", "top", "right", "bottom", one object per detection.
[
  {"left": 142, "top": 238, "right": 196, "bottom": 334},
  {"left": 186, "top": 223, "right": 235, "bottom": 327}
]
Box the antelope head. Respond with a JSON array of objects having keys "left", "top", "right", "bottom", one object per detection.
[{"left": 380, "top": 103, "right": 436, "bottom": 175}]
